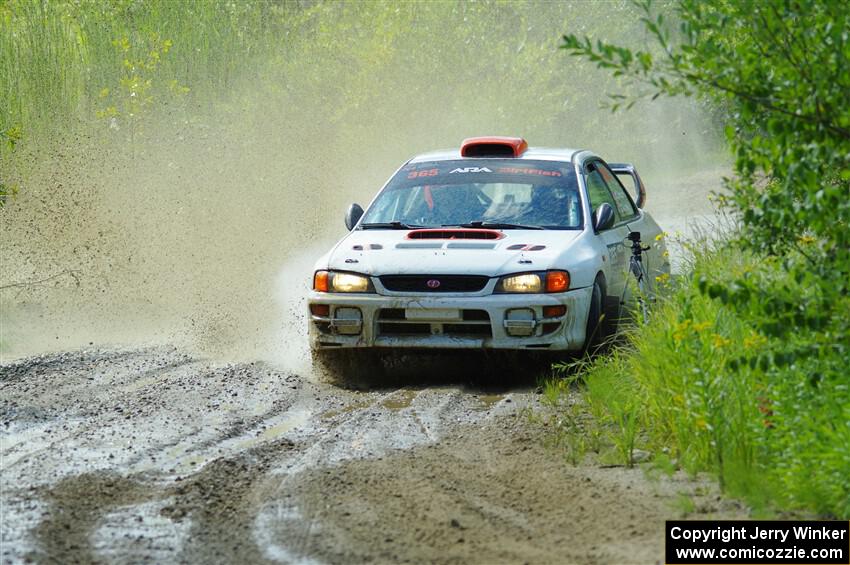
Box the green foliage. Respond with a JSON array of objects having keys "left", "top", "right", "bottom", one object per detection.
[
  {"left": 0, "top": 0, "right": 720, "bottom": 159},
  {"left": 0, "top": 125, "right": 21, "bottom": 206},
  {"left": 559, "top": 0, "right": 850, "bottom": 517},
  {"left": 580, "top": 244, "right": 849, "bottom": 516},
  {"left": 95, "top": 33, "right": 189, "bottom": 139},
  {"left": 582, "top": 355, "right": 641, "bottom": 467},
  {"left": 563, "top": 0, "right": 850, "bottom": 279},
  {"left": 1, "top": 125, "right": 22, "bottom": 151},
  {"left": 537, "top": 374, "right": 593, "bottom": 465},
  {"left": 0, "top": 0, "right": 283, "bottom": 132}
]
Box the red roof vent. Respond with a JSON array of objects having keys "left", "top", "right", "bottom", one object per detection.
[{"left": 460, "top": 136, "right": 528, "bottom": 158}]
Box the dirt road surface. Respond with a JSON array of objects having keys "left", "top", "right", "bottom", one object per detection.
[{"left": 1, "top": 346, "right": 744, "bottom": 564}]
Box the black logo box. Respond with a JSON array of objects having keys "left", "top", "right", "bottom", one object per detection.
[{"left": 666, "top": 520, "right": 849, "bottom": 564}]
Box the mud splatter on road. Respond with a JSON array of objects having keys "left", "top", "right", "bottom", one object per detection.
[{"left": 1, "top": 347, "right": 746, "bottom": 563}]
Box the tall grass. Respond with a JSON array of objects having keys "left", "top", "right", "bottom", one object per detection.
[
  {"left": 0, "top": 0, "right": 297, "bottom": 142},
  {"left": 561, "top": 241, "right": 850, "bottom": 517},
  {"left": 0, "top": 1, "right": 724, "bottom": 158}
]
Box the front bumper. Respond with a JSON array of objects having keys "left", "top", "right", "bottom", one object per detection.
[{"left": 307, "top": 287, "right": 593, "bottom": 352}]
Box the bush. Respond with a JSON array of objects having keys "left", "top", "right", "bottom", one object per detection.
[
  {"left": 579, "top": 242, "right": 850, "bottom": 516},
  {"left": 557, "top": 0, "right": 850, "bottom": 518}
]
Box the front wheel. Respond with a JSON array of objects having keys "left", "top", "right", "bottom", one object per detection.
[{"left": 583, "top": 277, "right": 605, "bottom": 355}]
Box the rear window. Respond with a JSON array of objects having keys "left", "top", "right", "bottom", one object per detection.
[{"left": 361, "top": 159, "right": 582, "bottom": 229}]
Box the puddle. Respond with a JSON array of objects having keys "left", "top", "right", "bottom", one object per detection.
[
  {"left": 381, "top": 389, "right": 418, "bottom": 411},
  {"left": 475, "top": 394, "right": 505, "bottom": 411},
  {"left": 234, "top": 409, "right": 311, "bottom": 451},
  {"left": 175, "top": 455, "right": 208, "bottom": 473},
  {"left": 320, "top": 400, "right": 372, "bottom": 420},
  {"left": 257, "top": 414, "right": 309, "bottom": 441}
]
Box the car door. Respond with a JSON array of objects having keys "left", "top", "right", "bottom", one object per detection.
[
  {"left": 608, "top": 163, "right": 646, "bottom": 209},
  {"left": 584, "top": 161, "right": 630, "bottom": 319}
]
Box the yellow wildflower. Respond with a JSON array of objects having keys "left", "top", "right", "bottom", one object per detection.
[
  {"left": 711, "top": 334, "right": 731, "bottom": 348},
  {"left": 672, "top": 319, "right": 692, "bottom": 343},
  {"left": 743, "top": 332, "right": 767, "bottom": 350}
]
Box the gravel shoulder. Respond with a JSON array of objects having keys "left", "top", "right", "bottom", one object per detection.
[{"left": 1, "top": 346, "right": 746, "bottom": 564}]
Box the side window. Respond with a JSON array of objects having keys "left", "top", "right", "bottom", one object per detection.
[
  {"left": 598, "top": 163, "right": 638, "bottom": 219},
  {"left": 584, "top": 162, "right": 620, "bottom": 225}
]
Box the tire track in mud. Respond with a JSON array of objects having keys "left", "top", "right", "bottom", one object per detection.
[
  {"left": 2, "top": 347, "right": 746, "bottom": 564},
  {"left": 1, "top": 347, "right": 519, "bottom": 562},
  {"left": 247, "top": 386, "right": 471, "bottom": 563},
  {"left": 29, "top": 438, "right": 299, "bottom": 564},
  {"left": 33, "top": 474, "right": 148, "bottom": 564},
  {"left": 165, "top": 438, "right": 296, "bottom": 564}
]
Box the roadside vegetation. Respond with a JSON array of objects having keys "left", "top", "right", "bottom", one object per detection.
[{"left": 547, "top": 0, "right": 850, "bottom": 517}]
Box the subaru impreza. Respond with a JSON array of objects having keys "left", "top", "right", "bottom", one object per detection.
[{"left": 307, "top": 137, "right": 668, "bottom": 379}]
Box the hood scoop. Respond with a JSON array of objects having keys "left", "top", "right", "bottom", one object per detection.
[{"left": 407, "top": 228, "right": 504, "bottom": 240}]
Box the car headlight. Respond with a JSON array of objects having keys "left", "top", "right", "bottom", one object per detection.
[
  {"left": 498, "top": 273, "right": 543, "bottom": 293},
  {"left": 313, "top": 270, "right": 374, "bottom": 293},
  {"left": 495, "top": 270, "right": 570, "bottom": 293}
]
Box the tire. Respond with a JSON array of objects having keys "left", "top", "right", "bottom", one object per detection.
[
  {"left": 583, "top": 276, "right": 605, "bottom": 355},
  {"left": 311, "top": 348, "right": 385, "bottom": 386}
]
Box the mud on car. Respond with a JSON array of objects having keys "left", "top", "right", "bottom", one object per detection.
[{"left": 308, "top": 137, "right": 669, "bottom": 380}]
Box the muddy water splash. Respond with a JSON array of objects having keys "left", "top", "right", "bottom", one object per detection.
[
  {"left": 268, "top": 247, "right": 332, "bottom": 376},
  {"left": 0, "top": 2, "right": 725, "bottom": 362}
]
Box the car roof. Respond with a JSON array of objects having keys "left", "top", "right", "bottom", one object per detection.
[{"left": 407, "top": 146, "right": 589, "bottom": 164}]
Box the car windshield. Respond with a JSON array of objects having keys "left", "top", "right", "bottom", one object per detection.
[{"left": 359, "top": 159, "right": 582, "bottom": 230}]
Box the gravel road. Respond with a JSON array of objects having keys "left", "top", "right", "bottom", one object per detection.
[{"left": 1, "top": 346, "right": 744, "bottom": 564}]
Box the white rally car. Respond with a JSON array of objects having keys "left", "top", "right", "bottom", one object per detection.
[{"left": 308, "top": 137, "right": 668, "bottom": 379}]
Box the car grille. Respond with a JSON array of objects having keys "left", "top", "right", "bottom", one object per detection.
[
  {"left": 379, "top": 275, "right": 489, "bottom": 293},
  {"left": 377, "top": 309, "right": 492, "bottom": 338}
]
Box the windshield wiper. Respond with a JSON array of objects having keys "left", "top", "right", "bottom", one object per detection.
[
  {"left": 449, "top": 221, "right": 545, "bottom": 230},
  {"left": 360, "top": 221, "right": 422, "bottom": 230}
]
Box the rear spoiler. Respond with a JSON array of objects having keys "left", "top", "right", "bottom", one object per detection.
[{"left": 609, "top": 163, "right": 646, "bottom": 209}]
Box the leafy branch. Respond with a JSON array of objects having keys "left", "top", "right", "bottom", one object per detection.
[
  {"left": 562, "top": 1, "right": 850, "bottom": 139},
  {"left": 561, "top": 0, "right": 850, "bottom": 278}
]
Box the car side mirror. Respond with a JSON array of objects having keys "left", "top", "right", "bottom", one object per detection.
[
  {"left": 345, "top": 203, "right": 364, "bottom": 231},
  {"left": 593, "top": 203, "right": 616, "bottom": 232}
]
